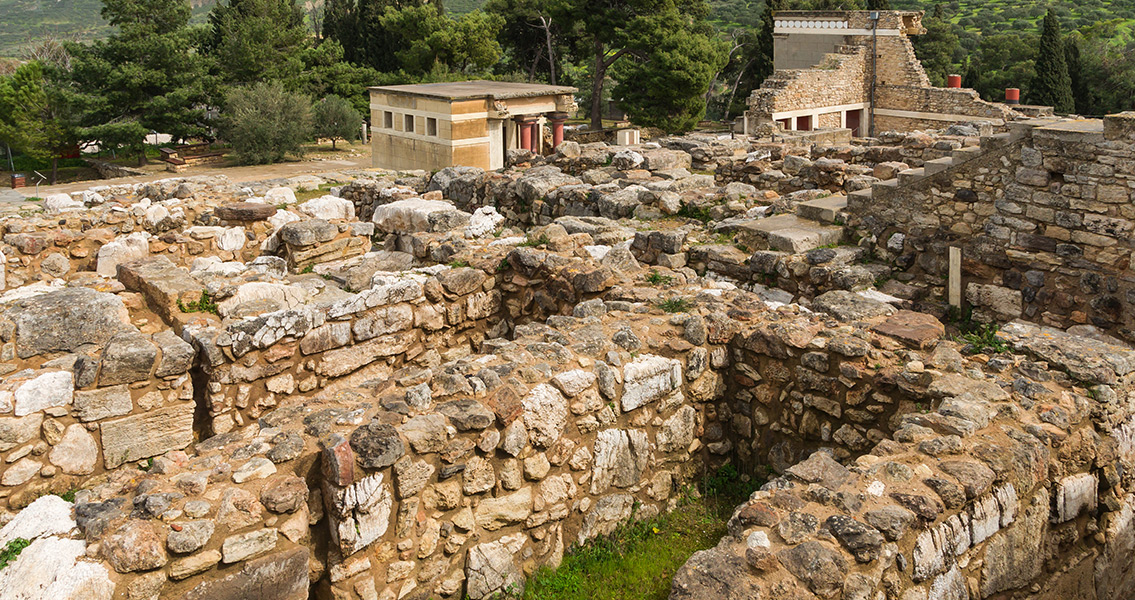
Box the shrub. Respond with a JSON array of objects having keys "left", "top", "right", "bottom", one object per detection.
[
  {"left": 220, "top": 81, "right": 312, "bottom": 165},
  {"left": 313, "top": 95, "right": 362, "bottom": 150}
]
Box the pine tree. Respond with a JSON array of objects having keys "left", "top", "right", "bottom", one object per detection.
[
  {"left": 0, "top": 62, "right": 74, "bottom": 183},
  {"left": 1029, "top": 9, "right": 1073, "bottom": 113},
  {"left": 912, "top": 4, "right": 958, "bottom": 87},
  {"left": 65, "top": 0, "right": 208, "bottom": 160},
  {"left": 206, "top": 0, "right": 310, "bottom": 86}
]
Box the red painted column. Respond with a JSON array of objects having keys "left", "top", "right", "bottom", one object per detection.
[
  {"left": 549, "top": 112, "right": 568, "bottom": 148},
  {"left": 530, "top": 121, "right": 541, "bottom": 153},
  {"left": 947, "top": 74, "right": 961, "bottom": 88},
  {"left": 1005, "top": 88, "right": 1020, "bottom": 105},
  {"left": 517, "top": 119, "right": 532, "bottom": 151}
]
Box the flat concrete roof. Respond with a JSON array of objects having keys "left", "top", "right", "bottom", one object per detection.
[{"left": 368, "top": 80, "right": 577, "bottom": 101}]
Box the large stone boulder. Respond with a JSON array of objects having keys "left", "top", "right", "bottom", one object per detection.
[
  {"left": 371, "top": 199, "right": 470, "bottom": 234},
  {"left": 8, "top": 287, "right": 132, "bottom": 359}
]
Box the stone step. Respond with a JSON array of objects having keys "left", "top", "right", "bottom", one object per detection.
[
  {"left": 796, "top": 195, "right": 848, "bottom": 224},
  {"left": 846, "top": 188, "right": 874, "bottom": 211},
  {"left": 923, "top": 157, "right": 954, "bottom": 176},
  {"left": 980, "top": 132, "right": 1012, "bottom": 150},
  {"left": 733, "top": 214, "right": 845, "bottom": 253},
  {"left": 897, "top": 168, "right": 925, "bottom": 185},
  {"left": 950, "top": 146, "right": 984, "bottom": 164}
]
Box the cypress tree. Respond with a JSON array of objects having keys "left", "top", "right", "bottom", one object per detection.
[
  {"left": 1065, "top": 34, "right": 1088, "bottom": 115},
  {"left": 754, "top": 0, "right": 781, "bottom": 86},
  {"left": 1029, "top": 9, "right": 1073, "bottom": 113}
]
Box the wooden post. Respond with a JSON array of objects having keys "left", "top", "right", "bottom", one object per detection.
[{"left": 949, "top": 246, "right": 962, "bottom": 307}]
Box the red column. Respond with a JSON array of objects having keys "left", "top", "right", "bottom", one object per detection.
[
  {"left": 517, "top": 120, "right": 532, "bottom": 151},
  {"left": 549, "top": 112, "right": 568, "bottom": 148},
  {"left": 530, "top": 121, "right": 541, "bottom": 153},
  {"left": 947, "top": 74, "right": 961, "bottom": 88},
  {"left": 1005, "top": 88, "right": 1020, "bottom": 105}
]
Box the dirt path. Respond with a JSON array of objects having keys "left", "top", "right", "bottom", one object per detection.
[{"left": 8, "top": 149, "right": 376, "bottom": 198}]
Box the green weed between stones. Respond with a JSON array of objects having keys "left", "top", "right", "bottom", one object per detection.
[
  {"left": 657, "top": 298, "right": 691, "bottom": 313},
  {"left": 645, "top": 270, "right": 673, "bottom": 286},
  {"left": 177, "top": 291, "right": 219, "bottom": 315},
  {"left": 0, "top": 538, "right": 30, "bottom": 570}
]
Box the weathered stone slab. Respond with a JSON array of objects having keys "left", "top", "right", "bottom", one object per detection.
[
  {"left": 315, "top": 331, "right": 418, "bottom": 377},
  {"left": 8, "top": 288, "right": 131, "bottom": 359},
  {"left": 178, "top": 547, "right": 308, "bottom": 600},
  {"left": 100, "top": 403, "right": 194, "bottom": 468}
]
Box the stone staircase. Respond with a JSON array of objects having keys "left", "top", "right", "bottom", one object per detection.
[
  {"left": 718, "top": 118, "right": 1069, "bottom": 257},
  {"left": 846, "top": 118, "right": 1065, "bottom": 216}
]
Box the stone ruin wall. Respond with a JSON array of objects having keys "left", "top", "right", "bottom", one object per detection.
[
  {"left": 873, "top": 86, "right": 1021, "bottom": 134},
  {"left": 747, "top": 46, "right": 869, "bottom": 118},
  {"left": 0, "top": 119, "right": 1134, "bottom": 600},
  {"left": 849, "top": 113, "right": 1135, "bottom": 340},
  {"left": 747, "top": 9, "right": 1025, "bottom": 135},
  {"left": 672, "top": 319, "right": 1135, "bottom": 600}
]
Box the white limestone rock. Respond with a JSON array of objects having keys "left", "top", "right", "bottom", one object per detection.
[
  {"left": 621, "top": 354, "right": 682, "bottom": 412},
  {"left": 299, "top": 195, "right": 355, "bottom": 221},
  {"left": 521, "top": 384, "right": 568, "bottom": 448},
  {"left": 0, "top": 537, "right": 114, "bottom": 600},
  {"left": 96, "top": 232, "right": 150, "bottom": 277},
  {"left": 14, "top": 371, "right": 72, "bottom": 416},
  {"left": 265, "top": 187, "right": 297, "bottom": 205},
  {"left": 48, "top": 424, "right": 98, "bottom": 475},
  {"left": 44, "top": 193, "right": 84, "bottom": 213},
  {"left": 371, "top": 199, "right": 459, "bottom": 233},
  {"left": 464, "top": 206, "right": 505, "bottom": 238}
]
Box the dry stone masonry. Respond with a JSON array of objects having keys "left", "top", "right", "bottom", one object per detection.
[{"left": 0, "top": 110, "right": 1132, "bottom": 600}]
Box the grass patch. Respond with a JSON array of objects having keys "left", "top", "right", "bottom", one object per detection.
[
  {"left": 0, "top": 538, "right": 30, "bottom": 571},
  {"left": 518, "top": 234, "right": 550, "bottom": 248},
  {"left": 676, "top": 203, "right": 712, "bottom": 224},
  {"left": 293, "top": 183, "right": 337, "bottom": 203},
  {"left": 177, "top": 291, "right": 219, "bottom": 315},
  {"left": 645, "top": 270, "right": 674, "bottom": 286},
  {"left": 496, "top": 259, "right": 511, "bottom": 273},
  {"left": 449, "top": 260, "right": 471, "bottom": 268},
  {"left": 523, "top": 464, "right": 764, "bottom": 600},
  {"left": 657, "top": 297, "right": 692, "bottom": 313},
  {"left": 958, "top": 322, "right": 1009, "bottom": 354}
]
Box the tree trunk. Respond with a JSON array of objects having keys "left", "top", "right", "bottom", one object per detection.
[
  {"left": 4, "top": 144, "right": 12, "bottom": 172},
  {"left": 51, "top": 157, "right": 58, "bottom": 185},
  {"left": 591, "top": 42, "right": 606, "bottom": 131},
  {"left": 541, "top": 17, "right": 556, "bottom": 85},
  {"left": 529, "top": 45, "right": 544, "bottom": 83},
  {"left": 138, "top": 149, "right": 146, "bottom": 167}
]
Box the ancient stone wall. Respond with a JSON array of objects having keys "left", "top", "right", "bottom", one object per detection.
[
  {"left": 849, "top": 114, "right": 1135, "bottom": 338},
  {"left": 874, "top": 85, "right": 1020, "bottom": 132},
  {"left": 748, "top": 46, "right": 869, "bottom": 118},
  {"left": 671, "top": 320, "right": 1135, "bottom": 600}
]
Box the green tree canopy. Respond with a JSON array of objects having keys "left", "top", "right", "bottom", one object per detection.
[
  {"left": 64, "top": 0, "right": 208, "bottom": 159},
  {"left": 1028, "top": 9, "right": 1073, "bottom": 112},
  {"left": 313, "top": 94, "right": 363, "bottom": 148},
  {"left": 613, "top": 13, "right": 726, "bottom": 131},
  {"left": 912, "top": 5, "right": 959, "bottom": 87},
  {"left": 220, "top": 81, "right": 312, "bottom": 164},
  {"left": 205, "top": 0, "right": 310, "bottom": 86},
  {"left": 552, "top": 0, "right": 724, "bottom": 131},
  {"left": 0, "top": 62, "right": 75, "bottom": 182}
]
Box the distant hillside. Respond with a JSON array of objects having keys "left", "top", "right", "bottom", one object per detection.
[
  {"left": 0, "top": 0, "right": 223, "bottom": 56},
  {"left": 2, "top": 0, "right": 1131, "bottom": 57}
]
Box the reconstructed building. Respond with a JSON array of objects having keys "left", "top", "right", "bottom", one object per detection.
[
  {"left": 369, "top": 81, "right": 577, "bottom": 171},
  {"left": 745, "top": 10, "right": 1042, "bottom": 135}
]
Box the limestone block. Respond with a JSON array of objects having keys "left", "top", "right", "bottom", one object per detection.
[
  {"left": 325, "top": 473, "right": 393, "bottom": 556},
  {"left": 621, "top": 354, "right": 682, "bottom": 412},
  {"left": 100, "top": 403, "right": 194, "bottom": 468}
]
